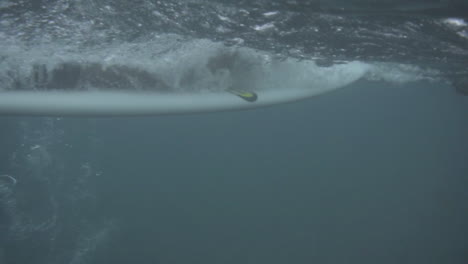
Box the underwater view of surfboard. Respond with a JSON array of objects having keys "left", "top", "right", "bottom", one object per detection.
[
  {"left": 0, "top": 40, "right": 370, "bottom": 116},
  {"left": 0, "top": 87, "right": 331, "bottom": 116}
]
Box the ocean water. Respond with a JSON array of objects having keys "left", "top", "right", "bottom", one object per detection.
[{"left": 1, "top": 0, "right": 468, "bottom": 264}]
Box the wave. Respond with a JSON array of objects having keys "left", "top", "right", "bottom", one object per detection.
[
  {"left": 0, "top": 37, "right": 418, "bottom": 92},
  {"left": 1, "top": 37, "right": 440, "bottom": 116}
]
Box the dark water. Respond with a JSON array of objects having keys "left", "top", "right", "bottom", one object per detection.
[{"left": 1, "top": 0, "right": 468, "bottom": 263}]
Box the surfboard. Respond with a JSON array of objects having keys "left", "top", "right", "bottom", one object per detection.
[
  {"left": 0, "top": 87, "right": 337, "bottom": 117},
  {"left": 0, "top": 46, "right": 370, "bottom": 117}
]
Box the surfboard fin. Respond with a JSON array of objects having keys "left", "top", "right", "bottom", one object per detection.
[{"left": 226, "top": 88, "right": 258, "bottom": 102}]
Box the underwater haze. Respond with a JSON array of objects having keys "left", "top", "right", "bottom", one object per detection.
[
  {"left": 1, "top": 0, "right": 468, "bottom": 263},
  {"left": 1, "top": 80, "right": 467, "bottom": 264}
]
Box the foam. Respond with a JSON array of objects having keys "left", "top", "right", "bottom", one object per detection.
[{"left": 0, "top": 35, "right": 431, "bottom": 116}]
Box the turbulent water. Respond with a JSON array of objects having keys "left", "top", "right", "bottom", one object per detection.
[
  {"left": 0, "top": 1, "right": 467, "bottom": 264},
  {"left": 1, "top": 0, "right": 467, "bottom": 92}
]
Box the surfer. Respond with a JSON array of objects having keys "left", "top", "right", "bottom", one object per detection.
[{"left": 206, "top": 50, "right": 259, "bottom": 102}]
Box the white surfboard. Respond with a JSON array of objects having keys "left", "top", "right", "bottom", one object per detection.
[{"left": 0, "top": 87, "right": 338, "bottom": 116}]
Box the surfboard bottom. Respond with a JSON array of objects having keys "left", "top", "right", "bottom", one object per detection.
[{"left": 0, "top": 88, "right": 334, "bottom": 116}]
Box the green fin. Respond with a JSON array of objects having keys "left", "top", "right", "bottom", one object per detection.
[{"left": 226, "top": 88, "right": 258, "bottom": 102}]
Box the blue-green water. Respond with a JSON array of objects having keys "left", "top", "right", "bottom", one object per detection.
[{"left": 1, "top": 80, "right": 467, "bottom": 263}]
